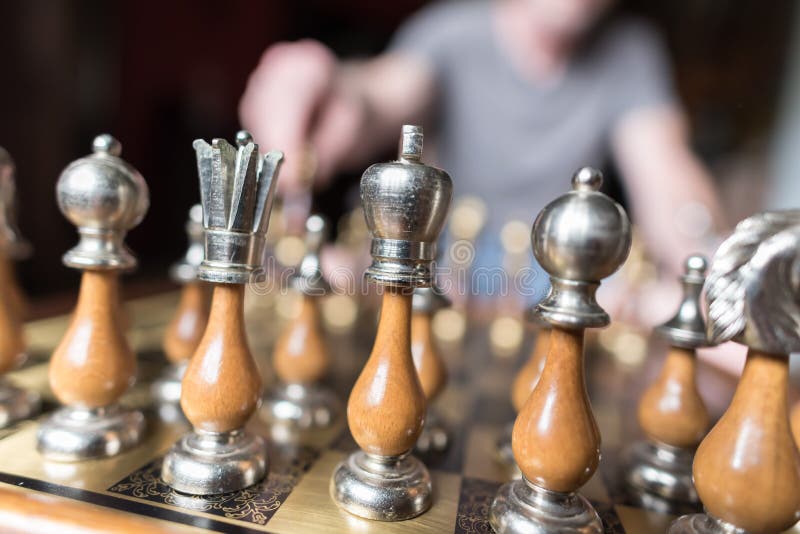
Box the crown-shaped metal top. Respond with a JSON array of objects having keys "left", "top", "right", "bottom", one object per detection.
[
  {"left": 360, "top": 125, "right": 453, "bottom": 287},
  {"left": 705, "top": 210, "right": 800, "bottom": 354},
  {"left": 0, "top": 146, "right": 31, "bottom": 260},
  {"left": 194, "top": 131, "right": 282, "bottom": 284},
  {"left": 532, "top": 167, "right": 632, "bottom": 329},
  {"left": 56, "top": 134, "right": 149, "bottom": 270},
  {"left": 170, "top": 204, "right": 204, "bottom": 283},
  {"left": 292, "top": 214, "right": 330, "bottom": 295},
  {"left": 656, "top": 254, "right": 710, "bottom": 348}
]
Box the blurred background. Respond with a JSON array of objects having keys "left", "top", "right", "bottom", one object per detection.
[{"left": 0, "top": 0, "right": 797, "bottom": 311}]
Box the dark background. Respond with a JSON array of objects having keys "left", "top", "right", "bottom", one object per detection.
[{"left": 0, "top": 0, "right": 794, "bottom": 308}]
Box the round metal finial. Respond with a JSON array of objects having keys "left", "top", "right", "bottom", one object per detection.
[
  {"left": 685, "top": 254, "right": 708, "bottom": 276},
  {"left": 92, "top": 134, "right": 122, "bottom": 157},
  {"left": 656, "top": 253, "right": 710, "bottom": 348},
  {"left": 571, "top": 167, "right": 603, "bottom": 192},
  {"left": 361, "top": 125, "right": 452, "bottom": 287},
  {"left": 293, "top": 214, "right": 330, "bottom": 295},
  {"left": 57, "top": 134, "right": 149, "bottom": 270},
  {"left": 532, "top": 168, "right": 631, "bottom": 329},
  {"left": 236, "top": 130, "right": 254, "bottom": 147},
  {"left": 170, "top": 204, "right": 205, "bottom": 283}
]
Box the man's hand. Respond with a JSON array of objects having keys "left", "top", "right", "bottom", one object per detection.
[{"left": 239, "top": 40, "right": 365, "bottom": 195}]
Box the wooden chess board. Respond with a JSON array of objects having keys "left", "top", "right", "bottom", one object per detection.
[{"left": 0, "top": 290, "right": 746, "bottom": 533}]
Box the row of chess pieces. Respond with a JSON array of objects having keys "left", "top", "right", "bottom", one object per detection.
[{"left": 0, "top": 127, "right": 799, "bottom": 533}]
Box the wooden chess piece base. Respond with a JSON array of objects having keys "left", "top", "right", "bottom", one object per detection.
[
  {"left": 38, "top": 271, "right": 144, "bottom": 461},
  {"left": 331, "top": 289, "right": 432, "bottom": 521},
  {"left": 162, "top": 284, "right": 267, "bottom": 495},
  {"left": 262, "top": 295, "right": 341, "bottom": 435},
  {"left": 490, "top": 328, "right": 603, "bottom": 534},
  {"left": 625, "top": 347, "right": 707, "bottom": 506}
]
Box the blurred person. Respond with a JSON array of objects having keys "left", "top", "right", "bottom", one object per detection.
[{"left": 239, "top": 0, "right": 726, "bottom": 324}]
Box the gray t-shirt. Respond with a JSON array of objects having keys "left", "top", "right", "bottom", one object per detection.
[{"left": 390, "top": 1, "right": 676, "bottom": 232}]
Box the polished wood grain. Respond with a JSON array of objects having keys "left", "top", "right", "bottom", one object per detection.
[
  {"left": 791, "top": 400, "right": 800, "bottom": 448},
  {"left": 0, "top": 255, "right": 25, "bottom": 375},
  {"left": 638, "top": 346, "right": 708, "bottom": 448},
  {"left": 511, "top": 328, "right": 549, "bottom": 412},
  {"left": 0, "top": 254, "right": 27, "bottom": 320},
  {"left": 0, "top": 486, "right": 198, "bottom": 534},
  {"left": 49, "top": 271, "right": 135, "bottom": 407},
  {"left": 411, "top": 311, "right": 447, "bottom": 401},
  {"left": 181, "top": 284, "right": 261, "bottom": 433},
  {"left": 693, "top": 349, "right": 800, "bottom": 533},
  {"left": 273, "top": 295, "right": 329, "bottom": 385},
  {"left": 512, "top": 327, "right": 600, "bottom": 493},
  {"left": 162, "top": 282, "right": 209, "bottom": 365},
  {"left": 348, "top": 289, "right": 425, "bottom": 456}
]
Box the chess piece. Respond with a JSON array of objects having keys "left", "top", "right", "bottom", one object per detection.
[
  {"left": 161, "top": 131, "right": 282, "bottom": 495},
  {"left": 262, "top": 214, "right": 341, "bottom": 432},
  {"left": 330, "top": 125, "right": 452, "bottom": 521},
  {"left": 489, "top": 167, "right": 632, "bottom": 533},
  {"left": 670, "top": 211, "right": 800, "bottom": 534},
  {"left": 412, "top": 286, "right": 450, "bottom": 453},
  {"left": 0, "top": 147, "right": 39, "bottom": 428},
  {"left": 37, "top": 134, "right": 149, "bottom": 460},
  {"left": 497, "top": 320, "right": 550, "bottom": 468},
  {"left": 626, "top": 254, "right": 710, "bottom": 505},
  {"left": 152, "top": 204, "right": 209, "bottom": 410}
]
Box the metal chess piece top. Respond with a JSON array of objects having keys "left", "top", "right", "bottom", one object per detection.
[
  {"left": 0, "top": 147, "right": 31, "bottom": 259},
  {"left": 194, "top": 130, "right": 282, "bottom": 284},
  {"left": 292, "top": 214, "right": 330, "bottom": 295},
  {"left": 669, "top": 210, "right": 800, "bottom": 534},
  {"left": 361, "top": 125, "right": 453, "bottom": 287},
  {"left": 656, "top": 254, "right": 710, "bottom": 348},
  {"left": 56, "top": 134, "right": 149, "bottom": 270},
  {"left": 532, "top": 167, "right": 632, "bottom": 328},
  {"left": 170, "top": 204, "right": 204, "bottom": 283},
  {"left": 704, "top": 209, "right": 800, "bottom": 354}
]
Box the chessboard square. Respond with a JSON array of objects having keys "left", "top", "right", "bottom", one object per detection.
[{"left": 268, "top": 450, "right": 461, "bottom": 533}]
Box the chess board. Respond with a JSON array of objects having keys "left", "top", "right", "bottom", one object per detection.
[{"left": 0, "top": 290, "right": 743, "bottom": 534}]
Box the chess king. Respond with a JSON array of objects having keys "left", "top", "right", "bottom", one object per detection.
[
  {"left": 38, "top": 135, "right": 149, "bottom": 460},
  {"left": 0, "top": 146, "right": 39, "bottom": 428},
  {"left": 161, "top": 131, "right": 282, "bottom": 495},
  {"left": 330, "top": 125, "right": 452, "bottom": 521},
  {"left": 490, "top": 167, "right": 632, "bottom": 533},
  {"left": 670, "top": 211, "right": 800, "bottom": 533}
]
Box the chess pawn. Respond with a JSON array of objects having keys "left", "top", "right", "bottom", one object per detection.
[
  {"left": 161, "top": 131, "right": 282, "bottom": 495},
  {"left": 670, "top": 212, "right": 800, "bottom": 533},
  {"left": 262, "top": 214, "right": 341, "bottom": 433},
  {"left": 151, "top": 204, "right": 209, "bottom": 412},
  {"left": 626, "top": 255, "right": 710, "bottom": 505},
  {"left": 497, "top": 320, "right": 550, "bottom": 468},
  {"left": 412, "top": 286, "right": 450, "bottom": 453},
  {"left": 331, "top": 125, "right": 452, "bottom": 521},
  {"left": 37, "top": 134, "right": 149, "bottom": 460},
  {"left": 490, "top": 168, "right": 632, "bottom": 533},
  {"left": 0, "top": 147, "right": 39, "bottom": 428}
]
